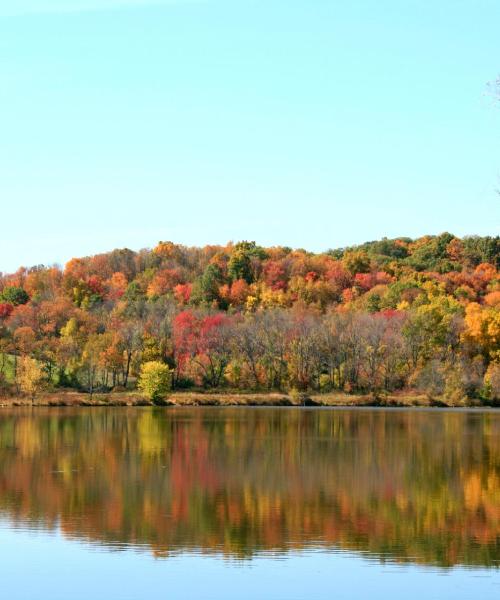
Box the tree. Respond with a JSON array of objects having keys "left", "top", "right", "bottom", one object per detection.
[
  {"left": 316, "top": 311, "right": 344, "bottom": 390},
  {"left": 191, "top": 264, "right": 223, "bottom": 305},
  {"left": 16, "top": 356, "right": 45, "bottom": 402},
  {"left": 106, "top": 272, "right": 128, "bottom": 300},
  {"left": 194, "top": 314, "right": 234, "bottom": 387},
  {"left": 232, "top": 315, "right": 265, "bottom": 387},
  {"left": 463, "top": 302, "right": 500, "bottom": 361},
  {"left": 257, "top": 309, "right": 293, "bottom": 389},
  {"left": 0, "top": 286, "right": 29, "bottom": 306},
  {"left": 117, "top": 319, "right": 144, "bottom": 387},
  {"left": 79, "top": 334, "right": 108, "bottom": 397},
  {"left": 286, "top": 313, "right": 322, "bottom": 390},
  {"left": 173, "top": 310, "right": 234, "bottom": 387},
  {"left": 343, "top": 250, "right": 371, "bottom": 275},
  {"left": 228, "top": 241, "right": 266, "bottom": 283},
  {"left": 146, "top": 269, "right": 181, "bottom": 298},
  {"left": 138, "top": 361, "right": 171, "bottom": 403},
  {"left": 0, "top": 303, "right": 14, "bottom": 319},
  {"left": 483, "top": 361, "right": 500, "bottom": 402}
]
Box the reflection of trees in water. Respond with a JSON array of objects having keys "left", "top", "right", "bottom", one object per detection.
[{"left": 0, "top": 408, "right": 498, "bottom": 567}]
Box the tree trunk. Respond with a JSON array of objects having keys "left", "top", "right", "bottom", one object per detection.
[{"left": 124, "top": 352, "right": 132, "bottom": 388}]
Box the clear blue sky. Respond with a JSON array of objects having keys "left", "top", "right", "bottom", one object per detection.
[{"left": 0, "top": 0, "right": 498, "bottom": 273}]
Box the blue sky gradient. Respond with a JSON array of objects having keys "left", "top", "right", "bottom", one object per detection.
[{"left": 0, "top": 0, "right": 498, "bottom": 272}]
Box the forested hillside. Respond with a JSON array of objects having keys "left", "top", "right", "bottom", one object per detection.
[{"left": 0, "top": 233, "right": 499, "bottom": 403}]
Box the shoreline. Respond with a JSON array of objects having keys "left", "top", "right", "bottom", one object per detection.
[{"left": 0, "top": 391, "right": 497, "bottom": 408}]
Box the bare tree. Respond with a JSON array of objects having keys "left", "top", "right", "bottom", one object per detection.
[
  {"left": 258, "top": 309, "right": 293, "bottom": 390},
  {"left": 232, "top": 315, "right": 265, "bottom": 388}
]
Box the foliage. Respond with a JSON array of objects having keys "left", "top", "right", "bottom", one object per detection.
[
  {"left": 227, "top": 241, "right": 266, "bottom": 283},
  {"left": 0, "top": 286, "right": 29, "bottom": 306},
  {"left": 16, "top": 356, "right": 45, "bottom": 400},
  {"left": 483, "top": 361, "right": 500, "bottom": 401},
  {"left": 0, "top": 234, "right": 498, "bottom": 400},
  {"left": 138, "top": 361, "right": 172, "bottom": 403}
]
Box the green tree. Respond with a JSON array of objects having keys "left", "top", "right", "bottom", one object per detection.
[
  {"left": 0, "top": 286, "right": 29, "bottom": 306},
  {"left": 228, "top": 241, "right": 266, "bottom": 283},
  {"left": 191, "top": 264, "right": 223, "bottom": 305}
]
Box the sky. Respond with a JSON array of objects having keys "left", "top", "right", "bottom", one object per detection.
[{"left": 0, "top": 0, "right": 498, "bottom": 273}]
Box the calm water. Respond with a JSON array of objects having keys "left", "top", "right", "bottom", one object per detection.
[{"left": 0, "top": 407, "right": 498, "bottom": 599}]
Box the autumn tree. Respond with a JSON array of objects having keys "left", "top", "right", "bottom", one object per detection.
[
  {"left": 343, "top": 250, "right": 371, "bottom": 275},
  {"left": 138, "top": 361, "right": 172, "bottom": 403},
  {"left": 117, "top": 319, "right": 144, "bottom": 387},
  {"left": 232, "top": 314, "right": 265, "bottom": 387},
  {"left": 257, "top": 309, "right": 293, "bottom": 390},
  {"left": 78, "top": 334, "right": 109, "bottom": 397},
  {"left": 0, "top": 235, "right": 498, "bottom": 400},
  {"left": 173, "top": 311, "right": 234, "bottom": 387},
  {"left": 16, "top": 356, "right": 46, "bottom": 402},
  {"left": 286, "top": 313, "right": 323, "bottom": 390}
]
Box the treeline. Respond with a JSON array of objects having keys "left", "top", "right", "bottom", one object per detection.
[{"left": 0, "top": 233, "right": 498, "bottom": 402}]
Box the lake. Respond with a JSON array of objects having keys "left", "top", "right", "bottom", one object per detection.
[{"left": 0, "top": 407, "right": 498, "bottom": 599}]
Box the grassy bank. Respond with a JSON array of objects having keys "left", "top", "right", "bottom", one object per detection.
[{"left": 0, "top": 390, "right": 495, "bottom": 408}]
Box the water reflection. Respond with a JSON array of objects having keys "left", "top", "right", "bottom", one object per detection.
[{"left": 0, "top": 407, "right": 498, "bottom": 567}]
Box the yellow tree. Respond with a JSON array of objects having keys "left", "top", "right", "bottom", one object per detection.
[
  {"left": 138, "top": 361, "right": 172, "bottom": 404},
  {"left": 16, "top": 356, "right": 45, "bottom": 402},
  {"left": 463, "top": 303, "right": 500, "bottom": 360}
]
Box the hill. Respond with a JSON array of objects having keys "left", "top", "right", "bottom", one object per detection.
[{"left": 0, "top": 233, "right": 499, "bottom": 404}]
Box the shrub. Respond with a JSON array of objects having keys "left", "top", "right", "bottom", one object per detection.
[
  {"left": 138, "top": 361, "right": 172, "bottom": 404},
  {"left": 319, "top": 374, "right": 333, "bottom": 392},
  {"left": 289, "top": 387, "right": 309, "bottom": 405}
]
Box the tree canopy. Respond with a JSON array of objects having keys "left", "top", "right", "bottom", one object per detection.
[{"left": 0, "top": 234, "right": 498, "bottom": 402}]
